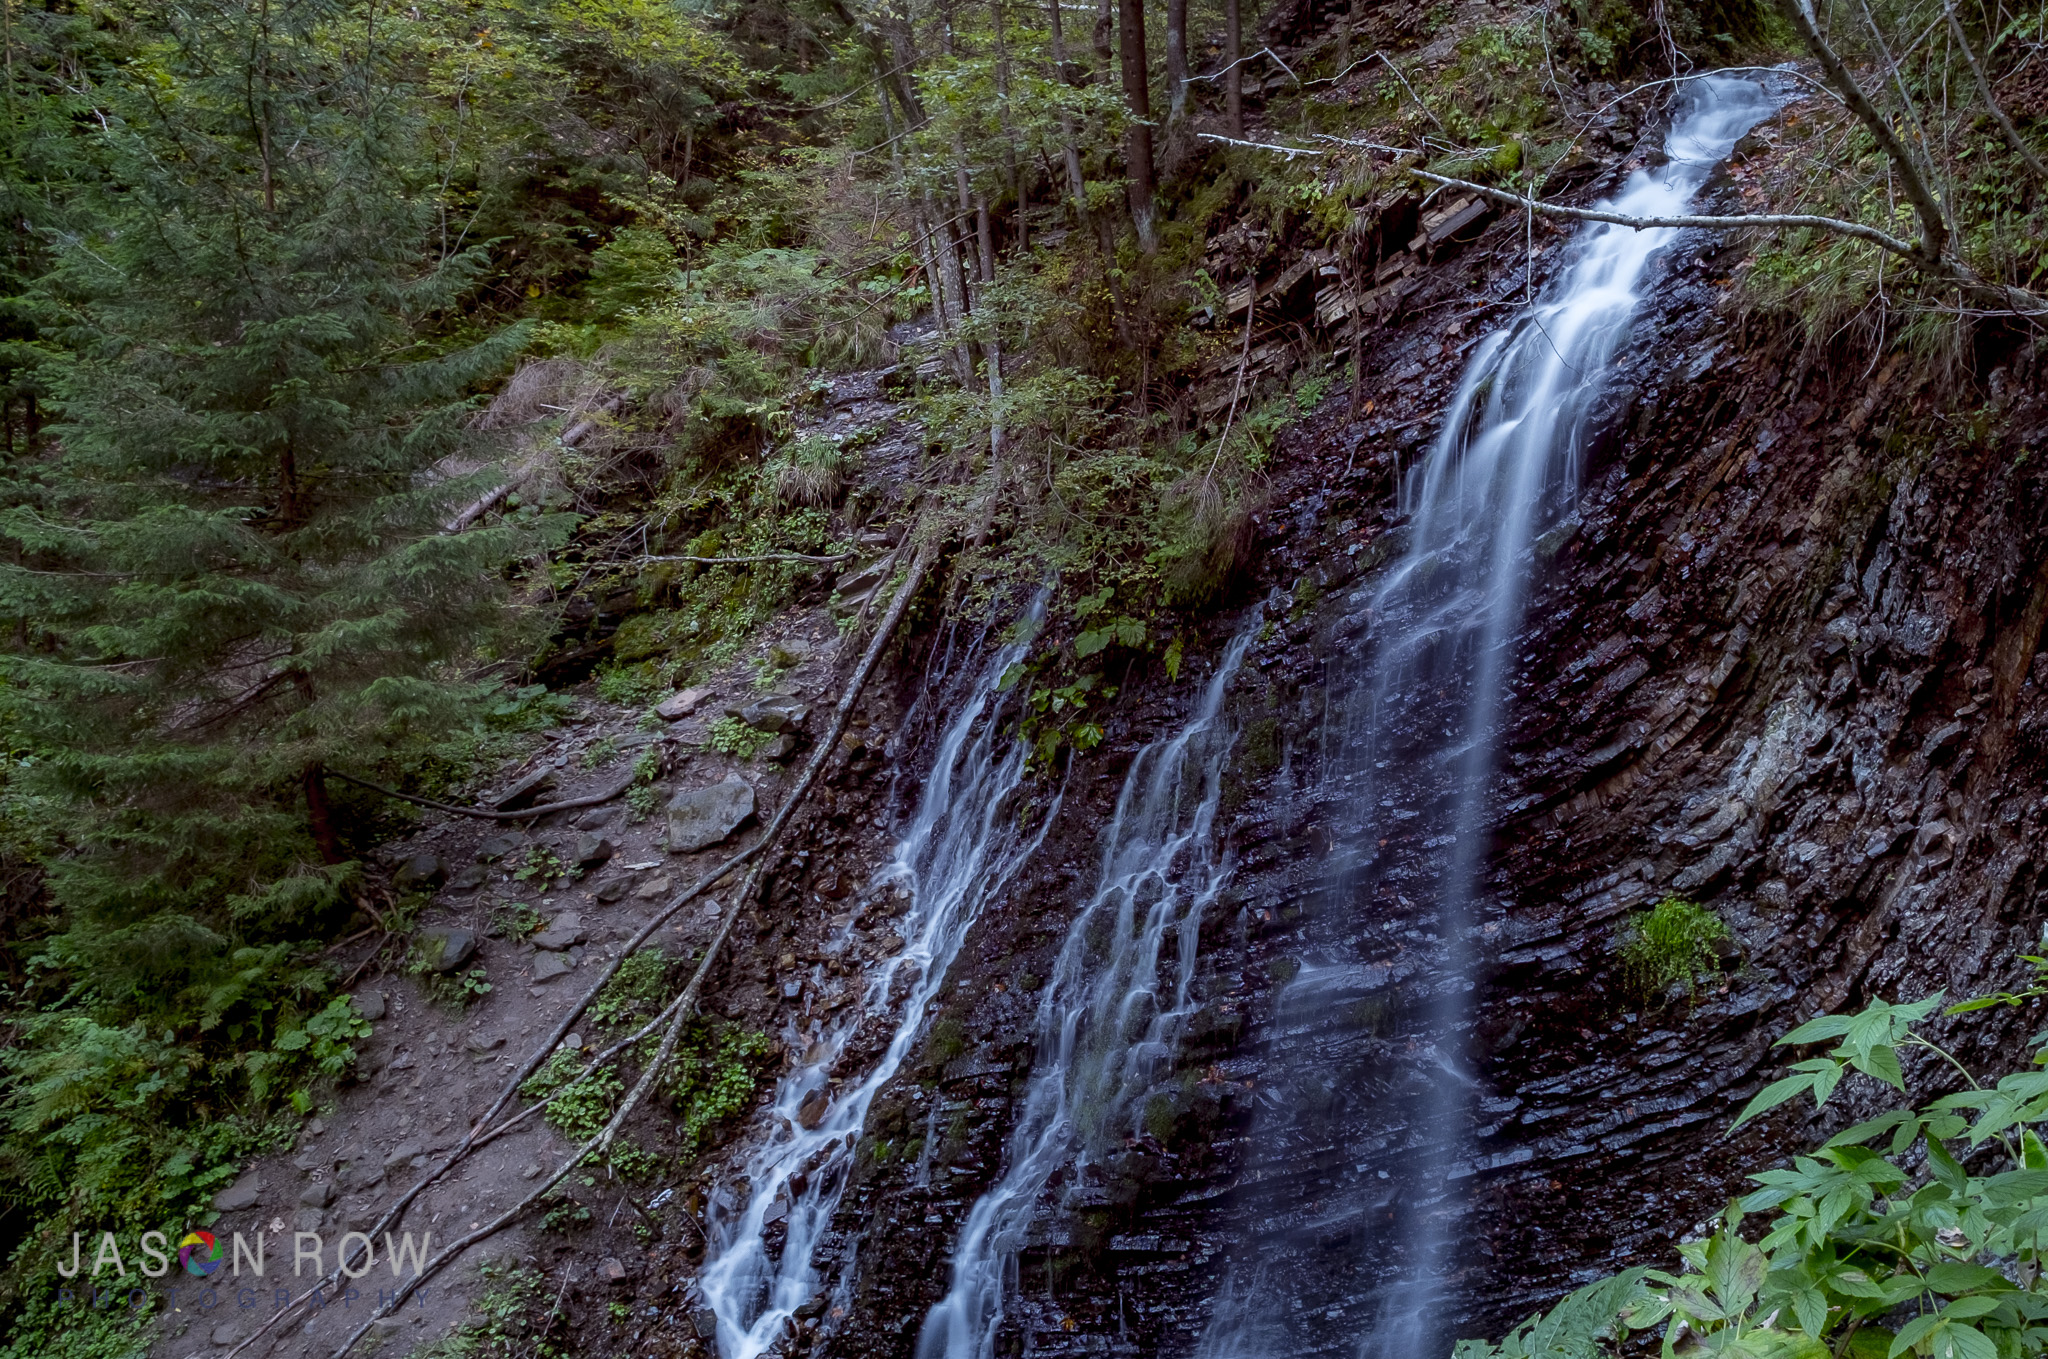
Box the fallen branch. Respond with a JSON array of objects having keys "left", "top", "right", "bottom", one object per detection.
[
  {"left": 1408, "top": 170, "right": 2048, "bottom": 319},
  {"left": 1196, "top": 130, "right": 1325, "bottom": 158},
  {"left": 1408, "top": 169, "right": 1922, "bottom": 258},
  {"left": 228, "top": 536, "right": 938, "bottom": 1359},
  {"left": 326, "top": 768, "right": 638, "bottom": 822},
  {"left": 632, "top": 550, "right": 857, "bottom": 566}
]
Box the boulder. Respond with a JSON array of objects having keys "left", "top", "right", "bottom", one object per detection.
[
  {"left": 392, "top": 854, "right": 446, "bottom": 892},
  {"left": 734, "top": 697, "right": 809, "bottom": 733},
  {"left": 594, "top": 876, "right": 630, "bottom": 904},
  {"left": 531, "top": 913, "right": 587, "bottom": 952},
  {"left": 490, "top": 767, "right": 557, "bottom": 811},
  {"left": 381, "top": 1142, "right": 422, "bottom": 1171},
  {"left": 666, "top": 775, "right": 756, "bottom": 853},
  {"left": 574, "top": 806, "right": 617, "bottom": 831},
  {"left": 830, "top": 559, "right": 890, "bottom": 616},
  {"left": 532, "top": 953, "right": 575, "bottom": 983},
  {"left": 419, "top": 926, "right": 476, "bottom": 973},
  {"left": 213, "top": 1171, "right": 262, "bottom": 1212},
  {"left": 573, "top": 832, "right": 616, "bottom": 867},
  {"left": 760, "top": 734, "right": 799, "bottom": 763},
  {"left": 796, "top": 1088, "right": 830, "bottom": 1130},
  {"left": 655, "top": 687, "right": 712, "bottom": 721},
  {"left": 476, "top": 833, "right": 524, "bottom": 862},
  {"left": 353, "top": 990, "right": 387, "bottom": 1021},
  {"left": 299, "top": 1180, "right": 336, "bottom": 1208},
  {"left": 448, "top": 863, "right": 488, "bottom": 892}
]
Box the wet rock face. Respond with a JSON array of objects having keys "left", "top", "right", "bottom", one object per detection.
[{"left": 827, "top": 182, "right": 2048, "bottom": 1358}]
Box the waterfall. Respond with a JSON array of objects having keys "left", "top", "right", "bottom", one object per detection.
[
  {"left": 1197, "top": 74, "right": 1776, "bottom": 1359},
  {"left": 696, "top": 599, "right": 1059, "bottom": 1359},
  {"left": 916, "top": 623, "right": 1257, "bottom": 1359}
]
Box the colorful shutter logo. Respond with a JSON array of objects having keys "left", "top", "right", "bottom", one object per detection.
[{"left": 178, "top": 1230, "right": 223, "bottom": 1276}]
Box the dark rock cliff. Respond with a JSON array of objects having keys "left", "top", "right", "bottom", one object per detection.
[{"left": 820, "top": 121, "right": 2048, "bottom": 1359}]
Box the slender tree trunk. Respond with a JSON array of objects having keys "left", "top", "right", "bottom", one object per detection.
[
  {"left": 1946, "top": 0, "right": 2048, "bottom": 183},
  {"left": 974, "top": 190, "right": 1007, "bottom": 460},
  {"left": 1049, "top": 0, "right": 1093, "bottom": 227},
  {"left": 1225, "top": 0, "right": 1244, "bottom": 136},
  {"left": 1093, "top": 0, "right": 1114, "bottom": 73},
  {"left": 987, "top": 0, "right": 1026, "bottom": 250},
  {"left": 304, "top": 762, "right": 342, "bottom": 864},
  {"left": 1166, "top": 0, "right": 1189, "bottom": 122},
  {"left": 1118, "top": 0, "right": 1158, "bottom": 253}
]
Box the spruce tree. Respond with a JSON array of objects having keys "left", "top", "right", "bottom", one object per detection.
[{"left": 0, "top": 0, "right": 545, "bottom": 1015}]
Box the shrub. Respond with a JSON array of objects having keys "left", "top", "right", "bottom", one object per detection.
[{"left": 1458, "top": 974, "right": 2048, "bottom": 1359}]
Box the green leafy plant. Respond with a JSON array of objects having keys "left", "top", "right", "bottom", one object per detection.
[
  {"left": 512, "top": 845, "right": 569, "bottom": 887},
  {"left": 595, "top": 661, "right": 665, "bottom": 708},
  {"left": 667, "top": 1022, "right": 776, "bottom": 1152},
  {"left": 490, "top": 901, "right": 543, "bottom": 940},
  {"left": 580, "top": 735, "right": 621, "bottom": 769},
  {"left": 1456, "top": 968, "right": 2048, "bottom": 1359},
  {"left": 591, "top": 947, "right": 672, "bottom": 1030},
  {"left": 1617, "top": 896, "right": 1732, "bottom": 1002},
  {"left": 411, "top": 1262, "right": 573, "bottom": 1359},
  {"left": 707, "top": 714, "right": 775, "bottom": 759}
]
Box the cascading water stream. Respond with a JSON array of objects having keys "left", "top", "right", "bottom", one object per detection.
[
  {"left": 914, "top": 624, "right": 1257, "bottom": 1359},
  {"left": 1197, "top": 74, "right": 1777, "bottom": 1359},
  {"left": 696, "top": 600, "right": 1058, "bottom": 1359}
]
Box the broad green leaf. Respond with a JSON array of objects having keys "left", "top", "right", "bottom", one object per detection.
[
  {"left": 1923, "top": 1262, "right": 2005, "bottom": 1294},
  {"left": 1735, "top": 1072, "right": 1820, "bottom": 1129},
  {"left": 1889, "top": 1313, "right": 1942, "bottom": 1356},
  {"left": 1851, "top": 1043, "right": 1905, "bottom": 1091},
  {"left": 1074, "top": 628, "right": 1112, "bottom": 657},
  {"left": 1782, "top": 1014, "right": 1858, "bottom": 1045},
  {"left": 1933, "top": 1322, "right": 1998, "bottom": 1359},
  {"left": 1936, "top": 1295, "right": 2002, "bottom": 1320},
  {"left": 1926, "top": 1138, "right": 1970, "bottom": 1195}
]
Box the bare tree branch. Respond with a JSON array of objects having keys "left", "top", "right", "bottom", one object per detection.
[
  {"left": 326, "top": 768, "right": 638, "bottom": 822},
  {"left": 1945, "top": 0, "right": 2048, "bottom": 182},
  {"left": 1775, "top": 0, "right": 1950, "bottom": 262},
  {"left": 1408, "top": 169, "right": 1922, "bottom": 258},
  {"left": 1405, "top": 170, "right": 2048, "bottom": 320}
]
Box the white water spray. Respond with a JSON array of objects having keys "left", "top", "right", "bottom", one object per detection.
[
  {"left": 696, "top": 603, "right": 1058, "bottom": 1359},
  {"left": 915, "top": 624, "right": 1256, "bottom": 1359}
]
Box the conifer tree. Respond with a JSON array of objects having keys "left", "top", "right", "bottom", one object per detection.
[{"left": 0, "top": 0, "right": 547, "bottom": 1010}]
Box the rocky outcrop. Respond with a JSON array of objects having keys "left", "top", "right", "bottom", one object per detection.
[{"left": 822, "top": 140, "right": 2048, "bottom": 1359}]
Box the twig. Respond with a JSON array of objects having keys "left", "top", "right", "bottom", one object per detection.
[
  {"left": 1204, "top": 275, "right": 1258, "bottom": 488},
  {"left": 326, "top": 769, "right": 639, "bottom": 823}
]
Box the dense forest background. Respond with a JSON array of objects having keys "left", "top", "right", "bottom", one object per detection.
[{"left": 0, "top": 0, "right": 2045, "bottom": 1355}]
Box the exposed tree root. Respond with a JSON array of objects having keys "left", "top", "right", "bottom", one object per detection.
[{"left": 225, "top": 538, "right": 939, "bottom": 1359}]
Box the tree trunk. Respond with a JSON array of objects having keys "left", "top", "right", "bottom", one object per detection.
[
  {"left": 304, "top": 761, "right": 343, "bottom": 865},
  {"left": 1166, "top": 0, "right": 1189, "bottom": 123},
  {"left": 1093, "top": 0, "right": 1114, "bottom": 74},
  {"left": 1118, "top": 0, "right": 1158, "bottom": 253},
  {"left": 1049, "top": 0, "right": 1093, "bottom": 228},
  {"left": 1225, "top": 0, "right": 1244, "bottom": 137}
]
